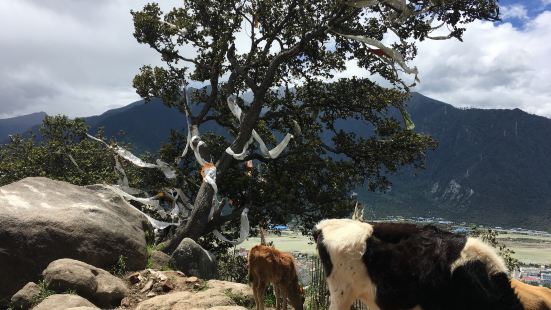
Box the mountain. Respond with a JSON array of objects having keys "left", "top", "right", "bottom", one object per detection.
[
  {"left": 5, "top": 93, "right": 551, "bottom": 230},
  {"left": 84, "top": 97, "right": 229, "bottom": 153},
  {"left": 361, "top": 93, "right": 551, "bottom": 231},
  {"left": 86, "top": 98, "right": 185, "bottom": 153},
  {"left": 0, "top": 112, "right": 47, "bottom": 141}
]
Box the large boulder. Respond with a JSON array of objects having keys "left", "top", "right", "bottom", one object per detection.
[
  {"left": 32, "top": 294, "right": 98, "bottom": 310},
  {"left": 10, "top": 282, "right": 40, "bottom": 310},
  {"left": 43, "top": 259, "right": 129, "bottom": 308},
  {"left": 170, "top": 238, "right": 218, "bottom": 280},
  {"left": 0, "top": 177, "right": 150, "bottom": 303}
]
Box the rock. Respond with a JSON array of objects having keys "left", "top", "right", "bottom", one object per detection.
[
  {"left": 0, "top": 177, "right": 150, "bottom": 301},
  {"left": 66, "top": 308, "right": 102, "bottom": 310},
  {"left": 205, "top": 280, "right": 254, "bottom": 300},
  {"left": 32, "top": 294, "right": 97, "bottom": 310},
  {"left": 129, "top": 272, "right": 143, "bottom": 285},
  {"left": 150, "top": 250, "right": 171, "bottom": 270},
  {"left": 120, "top": 296, "right": 136, "bottom": 308},
  {"left": 43, "top": 259, "right": 129, "bottom": 308},
  {"left": 141, "top": 279, "right": 154, "bottom": 293},
  {"left": 10, "top": 282, "right": 40, "bottom": 310},
  {"left": 162, "top": 279, "right": 175, "bottom": 292},
  {"left": 134, "top": 279, "right": 254, "bottom": 310},
  {"left": 169, "top": 238, "right": 218, "bottom": 280}
]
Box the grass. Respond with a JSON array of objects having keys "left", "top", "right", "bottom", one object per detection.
[
  {"left": 146, "top": 244, "right": 154, "bottom": 269},
  {"left": 30, "top": 281, "right": 55, "bottom": 306},
  {"left": 111, "top": 255, "right": 127, "bottom": 277},
  {"left": 224, "top": 289, "right": 255, "bottom": 309},
  {"left": 497, "top": 233, "right": 551, "bottom": 264}
]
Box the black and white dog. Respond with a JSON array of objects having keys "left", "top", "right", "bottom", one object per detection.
[{"left": 313, "top": 219, "right": 524, "bottom": 310}]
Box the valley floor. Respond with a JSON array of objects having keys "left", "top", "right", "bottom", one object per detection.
[{"left": 238, "top": 230, "right": 551, "bottom": 265}]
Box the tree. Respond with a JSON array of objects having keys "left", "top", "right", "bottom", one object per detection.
[
  {"left": 0, "top": 116, "right": 117, "bottom": 186},
  {"left": 131, "top": 0, "right": 499, "bottom": 254}
]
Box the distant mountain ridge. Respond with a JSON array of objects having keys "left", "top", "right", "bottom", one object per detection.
[
  {"left": 362, "top": 93, "right": 551, "bottom": 231},
  {"left": 2, "top": 93, "right": 550, "bottom": 231},
  {"left": 0, "top": 112, "right": 47, "bottom": 140}
]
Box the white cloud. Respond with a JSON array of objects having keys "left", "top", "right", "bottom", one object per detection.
[
  {"left": 411, "top": 12, "right": 551, "bottom": 118},
  {"left": 0, "top": 0, "right": 176, "bottom": 118},
  {"left": 500, "top": 4, "right": 529, "bottom": 20},
  {"left": 1, "top": 1, "right": 550, "bottom": 121}
]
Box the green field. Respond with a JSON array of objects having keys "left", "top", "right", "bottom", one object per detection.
[
  {"left": 238, "top": 231, "right": 317, "bottom": 254},
  {"left": 497, "top": 233, "right": 551, "bottom": 265},
  {"left": 238, "top": 231, "right": 551, "bottom": 265}
]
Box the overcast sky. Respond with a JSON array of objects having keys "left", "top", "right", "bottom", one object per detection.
[{"left": 1, "top": 0, "right": 550, "bottom": 119}]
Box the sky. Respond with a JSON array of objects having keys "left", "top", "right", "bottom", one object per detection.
[{"left": 0, "top": 0, "right": 550, "bottom": 119}]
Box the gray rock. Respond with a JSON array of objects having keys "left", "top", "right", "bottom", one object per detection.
[
  {"left": 32, "top": 294, "right": 97, "bottom": 310},
  {"left": 0, "top": 177, "right": 149, "bottom": 303},
  {"left": 169, "top": 238, "right": 218, "bottom": 280},
  {"left": 10, "top": 282, "right": 40, "bottom": 310},
  {"left": 43, "top": 259, "right": 129, "bottom": 308},
  {"left": 150, "top": 250, "right": 171, "bottom": 270}
]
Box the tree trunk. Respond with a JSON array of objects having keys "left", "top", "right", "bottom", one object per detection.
[
  {"left": 162, "top": 98, "right": 263, "bottom": 254},
  {"left": 163, "top": 181, "right": 215, "bottom": 253}
]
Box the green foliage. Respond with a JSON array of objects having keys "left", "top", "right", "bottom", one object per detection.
[
  {"left": 217, "top": 250, "right": 248, "bottom": 284},
  {"left": 0, "top": 115, "right": 117, "bottom": 187},
  {"left": 469, "top": 226, "right": 521, "bottom": 272},
  {"left": 195, "top": 281, "right": 209, "bottom": 291},
  {"left": 112, "top": 255, "right": 128, "bottom": 277},
  {"left": 263, "top": 285, "right": 276, "bottom": 307},
  {"left": 31, "top": 281, "right": 55, "bottom": 306},
  {"left": 146, "top": 244, "right": 155, "bottom": 269},
  {"left": 224, "top": 289, "right": 255, "bottom": 309}
]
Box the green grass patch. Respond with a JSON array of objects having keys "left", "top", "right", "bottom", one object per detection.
[{"left": 224, "top": 289, "right": 255, "bottom": 309}]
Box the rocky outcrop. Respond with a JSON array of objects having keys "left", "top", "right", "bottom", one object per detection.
[
  {"left": 122, "top": 269, "right": 254, "bottom": 309},
  {"left": 10, "top": 282, "right": 40, "bottom": 310},
  {"left": 134, "top": 279, "right": 253, "bottom": 310},
  {"left": 43, "top": 259, "right": 129, "bottom": 308},
  {"left": 32, "top": 294, "right": 98, "bottom": 310},
  {"left": 170, "top": 238, "right": 218, "bottom": 280},
  {"left": 0, "top": 177, "right": 150, "bottom": 302}
]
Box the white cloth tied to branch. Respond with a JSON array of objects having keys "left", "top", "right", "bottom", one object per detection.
[
  {"left": 190, "top": 136, "right": 209, "bottom": 166},
  {"left": 100, "top": 184, "right": 180, "bottom": 230},
  {"left": 225, "top": 96, "right": 294, "bottom": 160},
  {"left": 86, "top": 133, "right": 176, "bottom": 179},
  {"left": 334, "top": 32, "right": 419, "bottom": 81},
  {"left": 114, "top": 156, "right": 144, "bottom": 195},
  {"left": 212, "top": 208, "right": 250, "bottom": 246},
  {"left": 176, "top": 92, "right": 193, "bottom": 165},
  {"left": 199, "top": 164, "right": 249, "bottom": 246}
]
